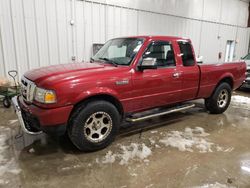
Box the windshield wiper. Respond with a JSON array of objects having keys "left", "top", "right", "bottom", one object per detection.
[{"left": 98, "top": 58, "right": 118, "bottom": 67}]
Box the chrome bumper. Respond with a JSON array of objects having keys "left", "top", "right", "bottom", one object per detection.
[{"left": 11, "top": 96, "right": 42, "bottom": 135}]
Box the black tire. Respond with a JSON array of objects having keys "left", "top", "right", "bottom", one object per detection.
[
  {"left": 205, "top": 82, "right": 232, "bottom": 114},
  {"left": 68, "top": 100, "right": 120, "bottom": 152},
  {"left": 3, "top": 97, "right": 11, "bottom": 108}
]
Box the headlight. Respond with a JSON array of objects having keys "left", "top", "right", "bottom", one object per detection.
[{"left": 34, "top": 87, "right": 57, "bottom": 104}]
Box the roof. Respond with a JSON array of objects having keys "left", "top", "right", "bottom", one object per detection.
[{"left": 114, "top": 35, "right": 190, "bottom": 41}]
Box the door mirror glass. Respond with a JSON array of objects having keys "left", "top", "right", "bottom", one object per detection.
[
  {"left": 138, "top": 58, "right": 157, "bottom": 71},
  {"left": 196, "top": 56, "right": 203, "bottom": 64}
]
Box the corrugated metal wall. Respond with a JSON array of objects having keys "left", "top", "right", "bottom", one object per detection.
[{"left": 0, "top": 0, "right": 249, "bottom": 78}]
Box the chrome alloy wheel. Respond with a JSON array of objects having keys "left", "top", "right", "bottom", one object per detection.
[
  {"left": 217, "top": 89, "right": 229, "bottom": 108},
  {"left": 83, "top": 111, "right": 113, "bottom": 143}
]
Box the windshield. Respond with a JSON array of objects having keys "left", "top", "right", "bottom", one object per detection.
[
  {"left": 92, "top": 38, "right": 144, "bottom": 66},
  {"left": 243, "top": 53, "right": 250, "bottom": 60}
]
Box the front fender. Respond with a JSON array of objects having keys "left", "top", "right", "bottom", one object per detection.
[{"left": 74, "top": 87, "right": 120, "bottom": 104}]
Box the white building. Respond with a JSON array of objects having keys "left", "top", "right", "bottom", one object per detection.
[{"left": 0, "top": 0, "right": 249, "bottom": 78}]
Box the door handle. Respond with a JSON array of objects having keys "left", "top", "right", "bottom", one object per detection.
[{"left": 173, "top": 72, "right": 181, "bottom": 78}]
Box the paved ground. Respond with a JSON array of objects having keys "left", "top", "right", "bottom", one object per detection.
[{"left": 0, "top": 90, "right": 250, "bottom": 188}]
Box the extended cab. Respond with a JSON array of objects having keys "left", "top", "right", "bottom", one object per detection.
[{"left": 12, "top": 36, "right": 246, "bottom": 151}]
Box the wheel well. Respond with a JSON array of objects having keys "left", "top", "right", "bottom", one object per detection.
[
  {"left": 70, "top": 94, "right": 124, "bottom": 120},
  {"left": 218, "top": 77, "right": 233, "bottom": 89}
]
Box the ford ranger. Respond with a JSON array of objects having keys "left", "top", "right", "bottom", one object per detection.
[{"left": 12, "top": 36, "right": 246, "bottom": 151}]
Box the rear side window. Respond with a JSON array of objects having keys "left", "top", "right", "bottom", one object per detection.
[
  {"left": 178, "top": 41, "right": 195, "bottom": 66},
  {"left": 143, "top": 42, "right": 176, "bottom": 68}
]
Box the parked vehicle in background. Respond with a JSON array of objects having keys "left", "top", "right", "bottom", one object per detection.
[
  {"left": 241, "top": 53, "right": 250, "bottom": 89},
  {"left": 12, "top": 36, "right": 246, "bottom": 151}
]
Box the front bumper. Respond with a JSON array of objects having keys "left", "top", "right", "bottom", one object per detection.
[
  {"left": 12, "top": 96, "right": 73, "bottom": 135},
  {"left": 12, "top": 96, "right": 42, "bottom": 135}
]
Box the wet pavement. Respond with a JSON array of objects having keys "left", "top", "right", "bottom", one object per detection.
[{"left": 0, "top": 90, "right": 250, "bottom": 188}]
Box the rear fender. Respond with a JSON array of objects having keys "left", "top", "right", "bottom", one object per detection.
[
  {"left": 209, "top": 73, "right": 234, "bottom": 97},
  {"left": 217, "top": 73, "right": 234, "bottom": 88}
]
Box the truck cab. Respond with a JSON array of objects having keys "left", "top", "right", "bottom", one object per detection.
[{"left": 127, "top": 37, "right": 200, "bottom": 111}]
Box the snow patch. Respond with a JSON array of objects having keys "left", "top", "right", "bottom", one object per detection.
[
  {"left": 185, "top": 165, "right": 198, "bottom": 176},
  {"left": 241, "top": 160, "right": 250, "bottom": 174},
  {"left": 192, "top": 182, "right": 235, "bottom": 188},
  {"left": 119, "top": 143, "right": 152, "bottom": 165},
  {"left": 61, "top": 164, "right": 82, "bottom": 171},
  {"left": 150, "top": 130, "right": 158, "bottom": 134},
  {"left": 102, "top": 151, "right": 116, "bottom": 164},
  {"left": 97, "top": 127, "right": 232, "bottom": 166},
  {"left": 8, "top": 119, "right": 18, "bottom": 125},
  {"left": 159, "top": 127, "right": 213, "bottom": 153},
  {"left": 145, "top": 184, "right": 154, "bottom": 188},
  {"left": 120, "top": 186, "right": 127, "bottom": 188},
  {"left": 28, "top": 148, "right": 35, "bottom": 153},
  {"left": 232, "top": 95, "right": 250, "bottom": 104},
  {"left": 155, "top": 144, "right": 160, "bottom": 148},
  {"left": 99, "top": 143, "right": 152, "bottom": 165},
  {"left": 130, "top": 173, "right": 137, "bottom": 177},
  {"left": 0, "top": 127, "right": 21, "bottom": 182},
  {"left": 149, "top": 138, "right": 155, "bottom": 145},
  {"left": 231, "top": 95, "right": 250, "bottom": 109},
  {"left": 216, "top": 146, "right": 234, "bottom": 152}
]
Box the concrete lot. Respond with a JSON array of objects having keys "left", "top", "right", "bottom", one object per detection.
[{"left": 0, "top": 90, "right": 250, "bottom": 188}]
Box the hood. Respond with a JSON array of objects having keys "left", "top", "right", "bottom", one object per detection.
[{"left": 24, "top": 62, "right": 117, "bottom": 85}]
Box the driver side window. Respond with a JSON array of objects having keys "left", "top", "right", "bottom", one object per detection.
[{"left": 144, "top": 42, "right": 176, "bottom": 68}]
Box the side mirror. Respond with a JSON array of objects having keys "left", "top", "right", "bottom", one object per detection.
[
  {"left": 196, "top": 56, "right": 203, "bottom": 64},
  {"left": 138, "top": 58, "right": 157, "bottom": 71}
]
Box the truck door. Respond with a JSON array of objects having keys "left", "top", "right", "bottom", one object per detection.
[
  {"left": 177, "top": 41, "right": 199, "bottom": 100},
  {"left": 131, "top": 40, "right": 182, "bottom": 111}
]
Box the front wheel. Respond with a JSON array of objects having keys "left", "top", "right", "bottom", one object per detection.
[
  {"left": 205, "top": 82, "right": 232, "bottom": 114},
  {"left": 68, "top": 100, "right": 120, "bottom": 152},
  {"left": 3, "top": 97, "right": 11, "bottom": 108}
]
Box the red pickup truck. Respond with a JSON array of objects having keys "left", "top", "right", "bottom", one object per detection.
[{"left": 12, "top": 36, "right": 246, "bottom": 151}]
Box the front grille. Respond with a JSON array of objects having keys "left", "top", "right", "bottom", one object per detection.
[
  {"left": 247, "top": 69, "right": 250, "bottom": 78},
  {"left": 20, "top": 76, "right": 36, "bottom": 102}
]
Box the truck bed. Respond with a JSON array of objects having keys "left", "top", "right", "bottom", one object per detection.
[{"left": 197, "top": 61, "right": 246, "bottom": 99}]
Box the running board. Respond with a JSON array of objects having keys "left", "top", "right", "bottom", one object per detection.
[{"left": 126, "top": 103, "right": 195, "bottom": 122}]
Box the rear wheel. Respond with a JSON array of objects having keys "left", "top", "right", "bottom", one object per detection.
[
  {"left": 68, "top": 100, "right": 120, "bottom": 152},
  {"left": 205, "top": 82, "right": 232, "bottom": 114}
]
